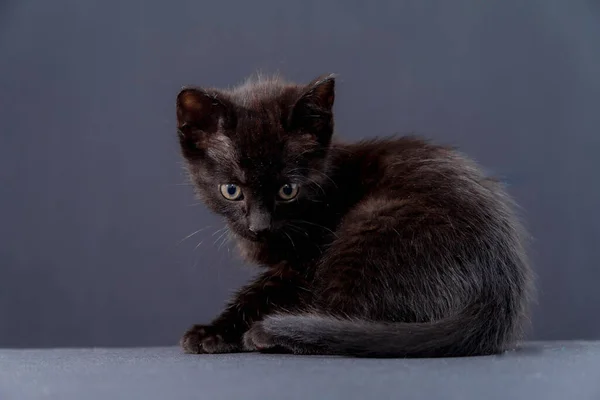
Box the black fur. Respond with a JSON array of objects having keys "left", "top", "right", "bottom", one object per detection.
[{"left": 174, "top": 74, "right": 533, "bottom": 357}]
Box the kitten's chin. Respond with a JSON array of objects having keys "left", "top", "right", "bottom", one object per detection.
[
  {"left": 231, "top": 229, "right": 265, "bottom": 243},
  {"left": 242, "top": 234, "right": 263, "bottom": 243}
]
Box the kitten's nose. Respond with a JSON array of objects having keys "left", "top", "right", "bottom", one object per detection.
[{"left": 248, "top": 211, "right": 271, "bottom": 236}]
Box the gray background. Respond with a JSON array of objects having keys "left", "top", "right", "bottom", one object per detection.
[{"left": 0, "top": 0, "right": 598, "bottom": 348}]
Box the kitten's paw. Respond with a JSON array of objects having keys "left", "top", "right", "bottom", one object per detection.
[
  {"left": 243, "top": 322, "right": 276, "bottom": 351},
  {"left": 180, "top": 325, "right": 239, "bottom": 354}
]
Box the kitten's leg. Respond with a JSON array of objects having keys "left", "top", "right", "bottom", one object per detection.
[{"left": 181, "top": 266, "right": 309, "bottom": 354}]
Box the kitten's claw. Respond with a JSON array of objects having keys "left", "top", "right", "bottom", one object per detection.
[{"left": 180, "top": 325, "right": 239, "bottom": 354}]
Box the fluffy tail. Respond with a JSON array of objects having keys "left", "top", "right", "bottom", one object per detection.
[{"left": 260, "top": 299, "right": 521, "bottom": 357}]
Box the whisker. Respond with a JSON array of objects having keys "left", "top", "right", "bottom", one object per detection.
[
  {"left": 217, "top": 229, "right": 231, "bottom": 251},
  {"left": 193, "top": 240, "right": 204, "bottom": 251},
  {"left": 285, "top": 225, "right": 324, "bottom": 255},
  {"left": 213, "top": 229, "right": 229, "bottom": 247},
  {"left": 303, "top": 168, "right": 339, "bottom": 188},
  {"left": 287, "top": 167, "right": 338, "bottom": 188},
  {"left": 290, "top": 219, "right": 339, "bottom": 238},
  {"left": 303, "top": 176, "right": 326, "bottom": 195},
  {"left": 178, "top": 226, "right": 211, "bottom": 245},
  {"left": 285, "top": 224, "right": 309, "bottom": 237},
  {"left": 212, "top": 226, "right": 228, "bottom": 237},
  {"left": 283, "top": 231, "right": 297, "bottom": 252}
]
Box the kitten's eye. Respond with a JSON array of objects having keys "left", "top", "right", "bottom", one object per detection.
[
  {"left": 219, "top": 184, "right": 243, "bottom": 201},
  {"left": 278, "top": 183, "right": 299, "bottom": 201}
]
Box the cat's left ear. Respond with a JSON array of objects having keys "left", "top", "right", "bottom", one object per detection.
[
  {"left": 176, "top": 87, "right": 231, "bottom": 157},
  {"left": 176, "top": 87, "right": 228, "bottom": 134},
  {"left": 288, "top": 74, "right": 336, "bottom": 145}
]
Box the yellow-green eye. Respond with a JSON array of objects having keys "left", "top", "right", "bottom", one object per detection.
[
  {"left": 278, "top": 183, "right": 299, "bottom": 201},
  {"left": 219, "top": 184, "right": 243, "bottom": 201}
]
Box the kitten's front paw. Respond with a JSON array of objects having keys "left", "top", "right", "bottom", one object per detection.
[{"left": 180, "top": 325, "right": 240, "bottom": 354}]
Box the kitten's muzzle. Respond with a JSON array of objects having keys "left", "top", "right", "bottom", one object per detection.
[{"left": 247, "top": 210, "right": 272, "bottom": 238}]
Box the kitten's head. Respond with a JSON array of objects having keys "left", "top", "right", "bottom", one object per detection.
[{"left": 175, "top": 74, "right": 336, "bottom": 243}]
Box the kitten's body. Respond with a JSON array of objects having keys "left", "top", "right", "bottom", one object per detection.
[{"left": 175, "top": 75, "right": 533, "bottom": 357}]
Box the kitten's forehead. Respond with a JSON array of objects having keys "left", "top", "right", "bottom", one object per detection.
[
  {"left": 227, "top": 75, "right": 295, "bottom": 109},
  {"left": 235, "top": 129, "right": 287, "bottom": 184},
  {"left": 198, "top": 75, "right": 325, "bottom": 184},
  {"left": 205, "top": 129, "right": 286, "bottom": 185},
  {"left": 206, "top": 133, "right": 236, "bottom": 165},
  {"left": 224, "top": 112, "right": 319, "bottom": 185}
]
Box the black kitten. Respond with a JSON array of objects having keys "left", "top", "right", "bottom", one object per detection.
[{"left": 174, "top": 74, "right": 533, "bottom": 357}]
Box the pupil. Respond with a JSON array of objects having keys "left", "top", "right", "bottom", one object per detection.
[
  {"left": 283, "top": 185, "right": 292, "bottom": 195},
  {"left": 227, "top": 185, "right": 237, "bottom": 195}
]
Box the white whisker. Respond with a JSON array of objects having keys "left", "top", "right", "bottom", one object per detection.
[
  {"left": 178, "top": 226, "right": 211, "bottom": 245},
  {"left": 283, "top": 231, "right": 297, "bottom": 252},
  {"left": 217, "top": 229, "right": 232, "bottom": 252},
  {"left": 213, "top": 229, "right": 230, "bottom": 248},
  {"left": 212, "top": 226, "right": 228, "bottom": 237},
  {"left": 193, "top": 240, "right": 204, "bottom": 251}
]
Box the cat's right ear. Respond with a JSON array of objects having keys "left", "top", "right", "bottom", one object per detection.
[
  {"left": 176, "top": 88, "right": 228, "bottom": 155},
  {"left": 288, "top": 74, "right": 336, "bottom": 146}
]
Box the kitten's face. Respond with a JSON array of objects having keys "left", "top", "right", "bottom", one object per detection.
[{"left": 175, "top": 75, "right": 335, "bottom": 243}]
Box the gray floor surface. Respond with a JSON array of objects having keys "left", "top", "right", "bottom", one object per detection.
[{"left": 1, "top": 341, "right": 599, "bottom": 400}]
